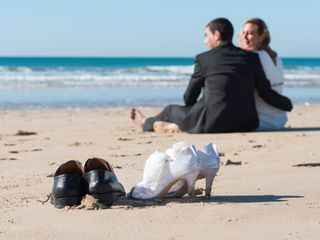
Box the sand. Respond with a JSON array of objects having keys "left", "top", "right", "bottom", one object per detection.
[{"left": 0, "top": 104, "right": 320, "bottom": 240}]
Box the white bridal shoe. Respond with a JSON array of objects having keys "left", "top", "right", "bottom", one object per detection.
[
  {"left": 195, "top": 143, "right": 220, "bottom": 197},
  {"left": 166, "top": 142, "right": 220, "bottom": 198},
  {"left": 129, "top": 142, "right": 220, "bottom": 200},
  {"left": 129, "top": 143, "right": 199, "bottom": 200}
]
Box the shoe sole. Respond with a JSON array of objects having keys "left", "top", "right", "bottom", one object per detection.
[
  {"left": 53, "top": 197, "right": 83, "bottom": 209},
  {"left": 91, "top": 192, "right": 125, "bottom": 206}
]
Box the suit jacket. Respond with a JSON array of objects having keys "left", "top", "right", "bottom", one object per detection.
[{"left": 181, "top": 42, "right": 292, "bottom": 133}]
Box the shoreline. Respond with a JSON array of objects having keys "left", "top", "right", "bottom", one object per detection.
[
  {"left": 1, "top": 105, "right": 320, "bottom": 239},
  {"left": 0, "top": 101, "right": 317, "bottom": 110}
]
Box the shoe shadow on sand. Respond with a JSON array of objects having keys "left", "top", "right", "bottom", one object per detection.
[
  {"left": 259, "top": 127, "right": 320, "bottom": 132},
  {"left": 211, "top": 194, "right": 303, "bottom": 203},
  {"left": 111, "top": 194, "right": 304, "bottom": 209}
]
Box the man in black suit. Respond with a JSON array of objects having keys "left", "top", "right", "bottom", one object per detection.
[{"left": 131, "top": 18, "right": 292, "bottom": 133}]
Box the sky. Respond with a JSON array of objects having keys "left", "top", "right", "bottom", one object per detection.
[{"left": 0, "top": 0, "right": 319, "bottom": 57}]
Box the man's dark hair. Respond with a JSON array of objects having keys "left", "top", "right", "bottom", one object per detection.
[{"left": 207, "top": 18, "right": 234, "bottom": 42}]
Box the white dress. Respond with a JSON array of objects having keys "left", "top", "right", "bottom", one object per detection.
[{"left": 255, "top": 50, "right": 288, "bottom": 130}]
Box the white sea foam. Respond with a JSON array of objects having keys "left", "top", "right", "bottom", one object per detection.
[
  {"left": 0, "top": 74, "right": 188, "bottom": 88},
  {"left": 285, "top": 74, "right": 320, "bottom": 80},
  {"left": 283, "top": 67, "right": 320, "bottom": 85},
  {"left": 0, "top": 65, "right": 320, "bottom": 89},
  {"left": 145, "top": 65, "right": 194, "bottom": 74},
  {"left": 0, "top": 65, "right": 195, "bottom": 88},
  {"left": 0, "top": 66, "right": 34, "bottom": 73}
]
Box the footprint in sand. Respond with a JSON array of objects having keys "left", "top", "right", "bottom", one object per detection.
[
  {"left": 4, "top": 143, "right": 16, "bottom": 146},
  {"left": 137, "top": 140, "right": 153, "bottom": 144},
  {"left": 15, "top": 130, "right": 37, "bottom": 136},
  {"left": 9, "top": 151, "right": 19, "bottom": 154},
  {"left": 110, "top": 153, "right": 142, "bottom": 157},
  {"left": 0, "top": 157, "right": 17, "bottom": 161},
  {"left": 31, "top": 148, "right": 42, "bottom": 152},
  {"left": 68, "top": 142, "right": 92, "bottom": 147},
  {"left": 224, "top": 159, "right": 242, "bottom": 165},
  {"left": 113, "top": 165, "right": 122, "bottom": 169},
  {"left": 252, "top": 144, "right": 264, "bottom": 148},
  {"left": 117, "top": 137, "right": 134, "bottom": 141},
  {"left": 292, "top": 163, "right": 320, "bottom": 167},
  {"left": 69, "top": 142, "right": 81, "bottom": 147}
]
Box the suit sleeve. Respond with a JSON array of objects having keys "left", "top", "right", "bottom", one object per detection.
[
  {"left": 183, "top": 57, "right": 205, "bottom": 106},
  {"left": 254, "top": 56, "right": 293, "bottom": 111}
]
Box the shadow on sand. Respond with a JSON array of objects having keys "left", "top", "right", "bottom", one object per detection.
[
  {"left": 111, "top": 194, "right": 304, "bottom": 209},
  {"left": 259, "top": 127, "right": 320, "bottom": 132},
  {"left": 211, "top": 194, "right": 303, "bottom": 203}
]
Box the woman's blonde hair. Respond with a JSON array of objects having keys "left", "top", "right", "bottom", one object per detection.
[{"left": 244, "top": 18, "right": 277, "bottom": 64}]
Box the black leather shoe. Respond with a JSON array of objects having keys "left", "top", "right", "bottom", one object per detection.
[
  {"left": 52, "top": 160, "right": 85, "bottom": 208},
  {"left": 83, "top": 158, "right": 125, "bottom": 206}
]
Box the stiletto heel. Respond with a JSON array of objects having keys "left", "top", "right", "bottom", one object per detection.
[
  {"left": 197, "top": 143, "right": 220, "bottom": 198},
  {"left": 199, "top": 168, "right": 219, "bottom": 198},
  {"left": 184, "top": 171, "right": 199, "bottom": 198}
]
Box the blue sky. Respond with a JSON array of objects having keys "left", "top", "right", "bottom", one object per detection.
[{"left": 1, "top": 0, "right": 319, "bottom": 57}]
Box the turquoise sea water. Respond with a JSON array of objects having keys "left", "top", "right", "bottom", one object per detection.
[{"left": 0, "top": 57, "right": 319, "bottom": 109}]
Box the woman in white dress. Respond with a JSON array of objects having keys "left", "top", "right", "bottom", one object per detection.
[{"left": 239, "top": 18, "right": 288, "bottom": 130}]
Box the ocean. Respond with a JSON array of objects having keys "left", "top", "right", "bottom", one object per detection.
[{"left": 0, "top": 57, "right": 319, "bottom": 109}]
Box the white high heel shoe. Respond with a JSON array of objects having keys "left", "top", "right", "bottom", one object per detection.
[
  {"left": 196, "top": 143, "right": 220, "bottom": 197},
  {"left": 129, "top": 143, "right": 199, "bottom": 200},
  {"left": 167, "top": 143, "right": 220, "bottom": 198}
]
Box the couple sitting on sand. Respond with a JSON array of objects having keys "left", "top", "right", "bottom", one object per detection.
[{"left": 131, "top": 18, "right": 292, "bottom": 133}]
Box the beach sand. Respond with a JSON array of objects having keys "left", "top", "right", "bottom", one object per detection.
[{"left": 1, "top": 105, "right": 320, "bottom": 240}]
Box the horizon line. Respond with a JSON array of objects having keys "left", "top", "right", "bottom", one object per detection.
[{"left": 0, "top": 55, "right": 319, "bottom": 59}]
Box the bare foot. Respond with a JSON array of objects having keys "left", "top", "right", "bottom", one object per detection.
[
  {"left": 153, "top": 121, "right": 181, "bottom": 133},
  {"left": 130, "top": 108, "right": 146, "bottom": 128}
]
